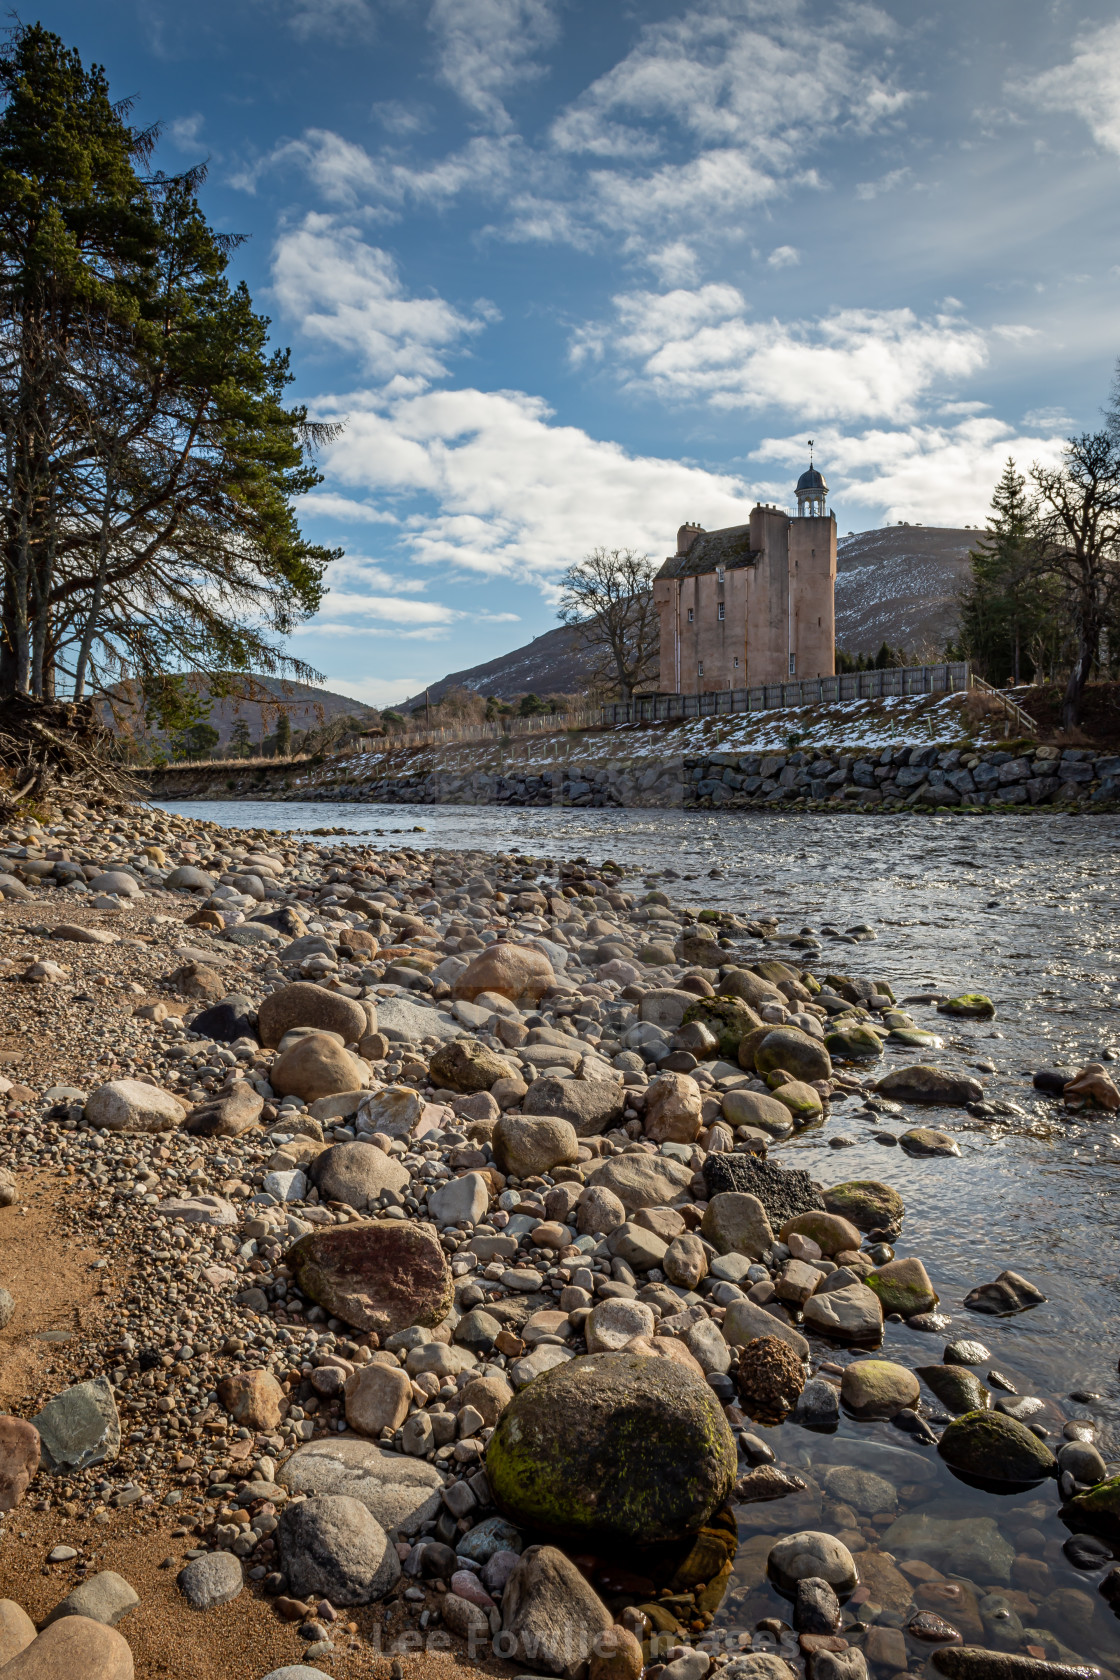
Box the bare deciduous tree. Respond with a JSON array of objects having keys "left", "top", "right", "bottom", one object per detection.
[
  {"left": 1031, "top": 432, "right": 1120, "bottom": 730},
  {"left": 557, "top": 547, "right": 658, "bottom": 701}
]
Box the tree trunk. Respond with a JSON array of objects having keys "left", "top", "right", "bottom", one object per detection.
[{"left": 1062, "top": 634, "right": 1094, "bottom": 730}]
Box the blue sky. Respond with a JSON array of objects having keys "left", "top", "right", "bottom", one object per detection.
[{"left": 32, "top": 0, "right": 1120, "bottom": 704}]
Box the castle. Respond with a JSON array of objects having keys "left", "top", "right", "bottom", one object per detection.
[{"left": 653, "top": 458, "right": 836, "bottom": 693}]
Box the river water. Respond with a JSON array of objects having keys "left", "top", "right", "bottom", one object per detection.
[{"left": 156, "top": 799, "right": 1120, "bottom": 1667}]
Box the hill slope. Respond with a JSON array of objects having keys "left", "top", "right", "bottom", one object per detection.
[
  {"left": 835, "top": 525, "right": 976, "bottom": 655},
  {"left": 402, "top": 624, "right": 594, "bottom": 707},
  {"left": 107, "top": 676, "right": 375, "bottom": 749}
]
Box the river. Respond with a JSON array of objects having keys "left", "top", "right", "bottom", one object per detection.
[{"left": 155, "top": 798, "right": 1120, "bottom": 1667}]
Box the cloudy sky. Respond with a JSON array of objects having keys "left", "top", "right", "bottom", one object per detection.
[{"left": 39, "top": 0, "right": 1120, "bottom": 704}]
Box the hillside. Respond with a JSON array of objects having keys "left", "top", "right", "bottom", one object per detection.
[
  {"left": 402, "top": 623, "right": 594, "bottom": 707},
  {"left": 835, "top": 525, "right": 976, "bottom": 655},
  {"left": 106, "top": 676, "right": 375, "bottom": 749}
]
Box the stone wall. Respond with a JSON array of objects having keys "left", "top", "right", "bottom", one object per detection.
[{"left": 147, "top": 740, "right": 1120, "bottom": 811}]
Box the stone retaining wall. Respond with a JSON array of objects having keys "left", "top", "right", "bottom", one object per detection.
[{"left": 148, "top": 740, "right": 1120, "bottom": 811}]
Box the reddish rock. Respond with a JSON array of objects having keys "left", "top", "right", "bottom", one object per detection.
[
  {"left": 451, "top": 945, "right": 554, "bottom": 1006},
  {"left": 1, "top": 1615, "right": 133, "bottom": 1680},
  {"left": 287, "top": 1221, "right": 453, "bottom": 1336},
  {"left": 0, "top": 1417, "right": 40, "bottom": 1511},
  {"left": 216, "top": 1369, "right": 284, "bottom": 1431}
]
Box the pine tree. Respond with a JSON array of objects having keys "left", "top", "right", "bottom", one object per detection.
[{"left": 0, "top": 24, "right": 338, "bottom": 705}]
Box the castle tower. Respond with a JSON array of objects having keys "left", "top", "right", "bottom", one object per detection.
[{"left": 796, "top": 444, "right": 829, "bottom": 518}]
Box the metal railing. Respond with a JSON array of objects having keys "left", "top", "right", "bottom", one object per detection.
[{"left": 601, "top": 662, "right": 972, "bottom": 725}]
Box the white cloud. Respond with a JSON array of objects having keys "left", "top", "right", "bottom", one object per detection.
[
  {"left": 1014, "top": 21, "right": 1120, "bottom": 157},
  {"left": 315, "top": 384, "right": 756, "bottom": 581},
  {"left": 752, "top": 418, "right": 1068, "bottom": 525},
  {"left": 327, "top": 674, "right": 439, "bottom": 706},
  {"left": 855, "top": 165, "right": 913, "bottom": 200},
  {"left": 1022, "top": 406, "right": 1073, "bottom": 431},
  {"left": 535, "top": 0, "right": 912, "bottom": 250},
  {"left": 281, "top": 0, "right": 373, "bottom": 42},
  {"left": 169, "top": 114, "right": 204, "bottom": 151},
  {"left": 767, "top": 245, "right": 800, "bottom": 268},
  {"left": 576, "top": 286, "right": 988, "bottom": 422},
  {"left": 270, "top": 214, "right": 494, "bottom": 379},
  {"left": 297, "top": 493, "right": 401, "bottom": 525},
  {"left": 236, "top": 127, "right": 523, "bottom": 210},
  {"left": 428, "top": 0, "right": 560, "bottom": 131}
]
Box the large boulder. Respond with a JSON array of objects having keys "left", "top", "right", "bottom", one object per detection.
[
  {"left": 501, "top": 1545, "right": 613, "bottom": 1678},
  {"left": 189, "top": 996, "right": 257, "bottom": 1043},
  {"left": 937, "top": 1410, "right": 1057, "bottom": 1484},
  {"left": 356, "top": 1086, "right": 424, "bottom": 1139},
  {"left": 0, "top": 1416, "right": 40, "bottom": 1511},
  {"left": 270, "top": 1034, "right": 367, "bottom": 1102},
  {"left": 523, "top": 1076, "right": 624, "bottom": 1135},
  {"left": 286, "top": 1221, "right": 452, "bottom": 1336},
  {"left": 755, "top": 1027, "right": 832, "bottom": 1084},
  {"left": 182, "top": 1082, "right": 264, "bottom": 1139},
  {"left": 874, "top": 1065, "right": 983, "bottom": 1106},
  {"left": 721, "top": 1088, "right": 794, "bottom": 1138},
  {"left": 822, "top": 1180, "right": 904, "bottom": 1236},
  {"left": 258, "top": 981, "right": 368, "bottom": 1048},
  {"left": 31, "top": 1378, "right": 120, "bottom": 1472},
  {"left": 0, "top": 1615, "right": 134, "bottom": 1680},
  {"left": 278, "top": 1439, "right": 445, "bottom": 1535},
  {"left": 310, "top": 1141, "right": 409, "bottom": 1209},
  {"left": 85, "top": 1080, "right": 185, "bottom": 1134},
  {"left": 166, "top": 865, "right": 215, "bottom": 892},
  {"left": 866, "top": 1257, "right": 937, "bottom": 1317},
  {"left": 680, "top": 997, "right": 763, "bottom": 1059},
  {"left": 345, "top": 1364, "right": 413, "bottom": 1435},
  {"left": 278, "top": 1494, "right": 400, "bottom": 1605},
  {"left": 801, "top": 1284, "right": 883, "bottom": 1342},
  {"left": 493, "top": 1115, "right": 579, "bottom": 1178},
  {"left": 643, "top": 1072, "right": 703, "bottom": 1144},
  {"left": 720, "top": 969, "right": 786, "bottom": 1009},
  {"left": 701, "top": 1193, "right": 773, "bottom": 1258},
  {"left": 486, "top": 1350, "right": 736, "bottom": 1545},
  {"left": 429, "top": 1038, "right": 516, "bottom": 1093},
  {"left": 583, "top": 1154, "right": 693, "bottom": 1212},
  {"left": 452, "top": 944, "right": 554, "bottom": 1005},
  {"left": 768, "top": 1532, "right": 858, "bottom": 1598},
  {"left": 779, "top": 1212, "right": 862, "bottom": 1256}
]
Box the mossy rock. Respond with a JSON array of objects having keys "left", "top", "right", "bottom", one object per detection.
[
  {"left": 917, "top": 1365, "right": 990, "bottom": 1414},
  {"left": 823, "top": 1180, "right": 905, "bottom": 1235},
  {"left": 486, "top": 1350, "right": 737, "bottom": 1545},
  {"left": 737, "top": 1025, "right": 773, "bottom": 1071},
  {"left": 681, "top": 997, "right": 762, "bottom": 1059},
  {"left": 1064, "top": 1474, "right": 1120, "bottom": 1529},
  {"left": 825, "top": 1025, "right": 885, "bottom": 1063},
  {"left": 938, "top": 1408, "right": 1056, "bottom": 1484},
  {"left": 937, "top": 994, "right": 996, "bottom": 1020},
  {"left": 769, "top": 1080, "right": 823, "bottom": 1122},
  {"left": 750, "top": 960, "right": 799, "bottom": 985},
  {"left": 754, "top": 1026, "right": 832, "bottom": 1083},
  {"left": 887, "top": 1027, "right": 945, "bottom": 1050}
]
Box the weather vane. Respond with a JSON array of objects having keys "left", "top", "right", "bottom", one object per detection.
[{"left": 807, "top": 439, "right": 814, "bottom": 465}]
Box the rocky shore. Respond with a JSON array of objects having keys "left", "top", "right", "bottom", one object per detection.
[
  {"left": 148, "top": 741, "right": 1120, "bottom": 813},
  {"left": 0, "top": 801, "right": 1118, "bottom": 1680}
]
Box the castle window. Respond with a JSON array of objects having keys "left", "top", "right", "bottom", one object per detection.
[
  {"left": 687, "top": 607, "right": 694, "bottom": 623},
  {"left": 733, "top": 657, "right": 739, "bottom": 668},
  {"left": 717, "top": 601, "right": 725, "bottom": 621},
  {"left": 698, "top": 662, "right": 704, "bottom": 676},
  {"left": 789, "top": 653, "right": 796, "bottom": 675},
  {"left": 717, "top": 567, "right": 725, "bottom": 583}
]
